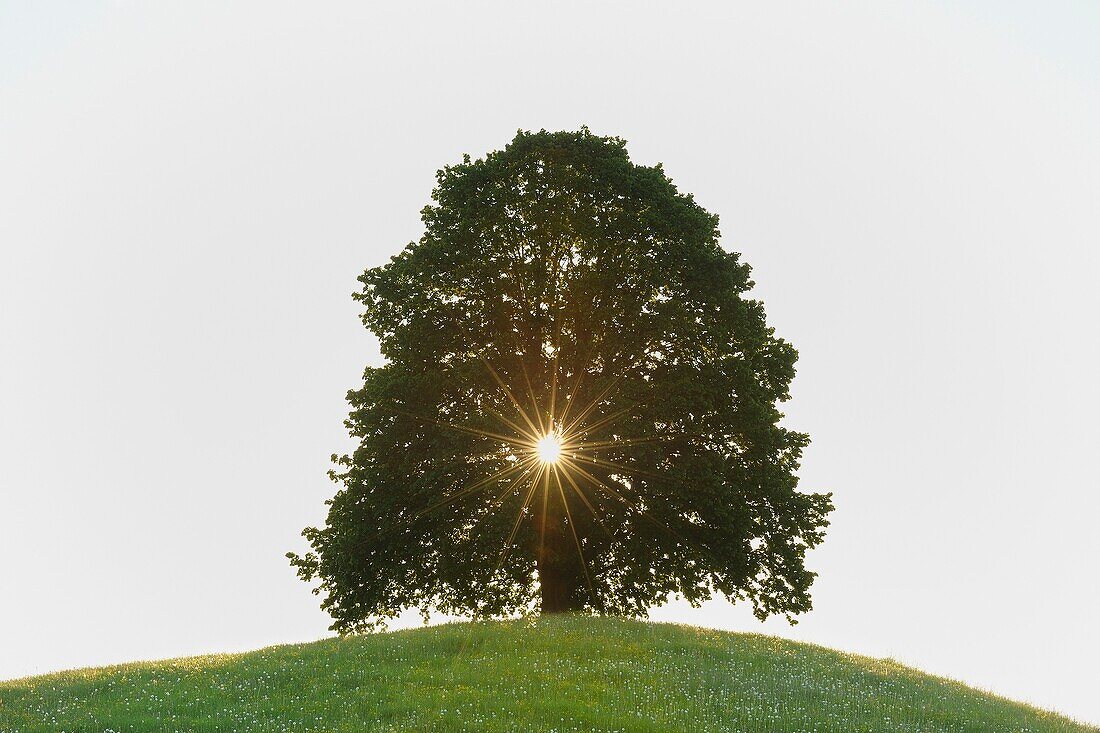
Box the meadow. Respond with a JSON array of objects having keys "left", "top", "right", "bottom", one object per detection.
[{"left": 0, "top": 616, "right": 1093, "bottom": 732}]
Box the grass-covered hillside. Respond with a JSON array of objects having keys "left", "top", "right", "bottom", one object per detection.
[{"left": 0, "top": 617, "right": 1093, "bottom": 733}]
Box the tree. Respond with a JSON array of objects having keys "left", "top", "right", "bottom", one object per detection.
[{"left": 288, "top": 129, "right": 833, "bottom": 632}]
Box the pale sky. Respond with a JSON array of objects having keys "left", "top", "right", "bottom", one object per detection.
[{"left": 2, "top": 1, "right": 1098, "bottom": 726}]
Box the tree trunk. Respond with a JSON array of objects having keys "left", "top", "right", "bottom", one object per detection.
[{"left": 535, "top": 474, "right": 585, "bottom": 614}]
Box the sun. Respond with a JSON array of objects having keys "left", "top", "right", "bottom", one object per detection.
[{"left": 536, "top": 431, "right": 562, "bottom": 464}]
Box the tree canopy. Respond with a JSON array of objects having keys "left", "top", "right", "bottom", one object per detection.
[{"left": 288, "top": 129, "right": 833, "bottom": 632}]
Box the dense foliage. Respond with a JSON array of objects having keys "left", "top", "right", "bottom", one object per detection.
[{"left": 289, "top": 129, "right": 833, "bottom": 631}]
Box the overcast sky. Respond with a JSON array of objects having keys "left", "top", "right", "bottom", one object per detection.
[{"left": 2, "top": 1, "right": 1099, "bottom": 725}]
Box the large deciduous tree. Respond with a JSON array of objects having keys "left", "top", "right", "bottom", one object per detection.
[{"left": 289, "top": 129, "right": 833, "bottom": 632}]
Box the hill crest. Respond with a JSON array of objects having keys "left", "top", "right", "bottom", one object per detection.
[{"left": 0, "top": 617, "right": 1094, "bottom": 732}]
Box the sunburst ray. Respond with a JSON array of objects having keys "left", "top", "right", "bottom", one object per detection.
[
  {"left": 392, "top": 408, "right": 531, "bottom": 450},
  {"left": 491, "top": 463, "right": 545, "bottom": 577},
  {"left": 553, "top": 468, "right": 598, "bottom": 611},
  {"left": 479, "top": 356, "right": 544, "bottom": 439},
  {"left": 559, "top": 456, "right": 684, "bottom": 543},
  {"left": 556, "top": 462, "right": 614, "bottom": 539},
  {"left": 560, "top": 373, "right": 628, "bottom": 436},
  {"left": 416, "top": 455, "right": 538, "bottom": 518},
  {"left": 514, "top": 352, "right": 548, "bottom": 435}
]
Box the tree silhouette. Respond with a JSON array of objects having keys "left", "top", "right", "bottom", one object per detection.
[{"left": 288, "top": 129, "right": 833, "bottom": 631}]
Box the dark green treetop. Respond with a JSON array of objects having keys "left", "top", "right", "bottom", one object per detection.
[{"left": 289, "top": 128, "right": 833, "bottom": 632}]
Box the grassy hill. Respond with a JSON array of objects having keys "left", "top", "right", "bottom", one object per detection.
[{"left": 0, "top": 616, "right": 1093, "bottom": 733}]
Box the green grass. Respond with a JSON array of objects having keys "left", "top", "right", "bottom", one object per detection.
[{"left": 0, "top": 616, "right": 1094, "bottom": 732}]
